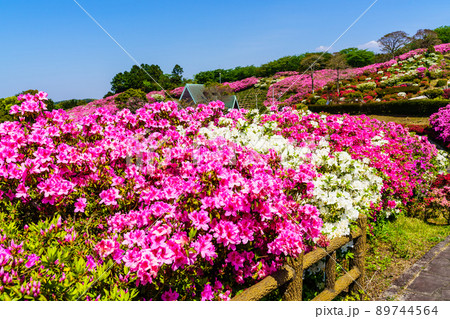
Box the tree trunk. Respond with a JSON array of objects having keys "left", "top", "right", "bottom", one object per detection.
[{"left": 311, "top": 71, "right": 315, "bottom": 93}]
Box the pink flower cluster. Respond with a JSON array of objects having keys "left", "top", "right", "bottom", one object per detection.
[
  {"left": 146, "top": 90, "right": 166, "bottom": 103},
  {"left": 66, "top": 95, "right": 118, "bottom": 121},
  {"left": 170, "top": 86, "right": 185, "bottom": 98},
  {"left": 222, "top": 77, "right": 260, "bottom": 92},
  {"left": 1, "top": 92, "right": 323, "bottom": 300},
  {"left": 434, "top": 43, "right": 450, "bottom": 54},
  {"left": 9, "top": 91, "right": 48, "bottom": 116},
  {"left": 273, "top": 71, "right": 299, "bottom": 79},
  {"left": 430, "top": 104, "right": 450, "bottom": 144},
  {"left": 397, "top": 48, "right": 427, "bottom": 60},
  {"left": 259, "top": 109, "right": 441, "bottom": 206},
  {"left": 264, "top": 61, "right": 398, "bottom": 106}
]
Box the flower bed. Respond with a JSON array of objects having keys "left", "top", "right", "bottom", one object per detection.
[
  {"left": 222, "top": 77, "right": 260, "bottom": 92},
  {"left": 430, "top": 104, "right": 450, "bottom": 146},
  {"left": 0, "top": 92, "right": 447, "bottom": 300},
  {"left": 0, "top": 92, "right": 324, "bottom": 301}
]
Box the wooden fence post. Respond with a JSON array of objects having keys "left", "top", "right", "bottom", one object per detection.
[
  {"left": 350, "top": 214, "right": 367, "bottom": 294},
  {"left": 282, "top": 253, "right": 304, "bottom": 301},
  {"left": 325, "top": 251, "right": 336, "bottom": 292}
]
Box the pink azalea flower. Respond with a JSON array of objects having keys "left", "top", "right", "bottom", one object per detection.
[
  {"left": 74, "top": 197, "right": 87, "bottom": 213},
  {"left": 99, "top": 188, "right": 122, "bottom": 206},
  {"left": 86, "top": 255, "right": 97, "bottom": 271},
  {"left": 95, "top": 239, "right": 117, "bottom": 258},
  {"left": 225, "top": 251, "right": 246, "bottom": 270},
  {"left": 213, "top": 220, "right": 240, "bottom": 248},
  {"left": 201, "top": 284, "right": 214, "bottom": 301},
  {"left": 37, "top": 91, "right": 48, "bottom": 100},
  {"left": 191, "top": 234, "right": 217, "bottom": 261},
  {"left": 188, "top": 210, "right": 210, "bottom": 231},
  {"left": 25, "top": 254, "right": 40, "bottom": 268},
  {"left": 161, "top": 288, "right": 179, "bottom": 301},
  {"left": 15, "top": 183, "right": 29, "bottom": 199}
]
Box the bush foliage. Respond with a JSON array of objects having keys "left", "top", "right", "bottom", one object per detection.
[
  {"left": 308, "top": 99, "right": 450, "bottom": 116},
  {"left": 114, "top": 88, "right": 148, "bottom": 112}
]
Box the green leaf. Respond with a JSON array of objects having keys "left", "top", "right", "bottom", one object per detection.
[{"left": 188, "top": 227, "right": 197, "bottom": 239}]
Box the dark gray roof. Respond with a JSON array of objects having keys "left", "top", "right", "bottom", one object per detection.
[{"left": 179, "top": 84, "right": 239, "bottom": 109}]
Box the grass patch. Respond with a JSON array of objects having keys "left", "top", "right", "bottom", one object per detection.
[
  {"left": 362, "top": 214, "right": 450, "bottom": 300},
  {"left": 368, "top": 115, "right": 429, "bottom": 126}
]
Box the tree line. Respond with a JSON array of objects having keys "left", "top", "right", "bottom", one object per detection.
[
  {"left": 377, "top": 26, "right": 450, "bottom": 58},
  {"left": 93, "top": 25, "right": 450, "bottom": 96}
]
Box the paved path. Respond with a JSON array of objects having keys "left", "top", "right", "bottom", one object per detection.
[{"left": 382, "top": 235, "right": 450, "bottom": 301}]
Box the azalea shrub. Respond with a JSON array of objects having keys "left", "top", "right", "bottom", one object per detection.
[
  {"left": 408, "top": 174, "right": 450, "bottom": 224},
  {"left": 430, "top": 104, "right": 450, "bottom": 145},
  {"left": 0, "top": 91, "right": 447, "bottom": 300},
  {"left": 424, "top": 174, "right": 450, "bottom": 224},
  {"left": 114, "top": 88, "right": 148, "bottom": 112},
  {"left": 0, "top": 92, "right": 325, "bottom": 301},
  {"left": 255, "top": 108, "right": 447, "bottom": 231},
  {"left": 199, "top": 108, "right": 383, "bottom": 239},
  {"left": 222, "top": 77, "right": 260, "bottom": 92}
]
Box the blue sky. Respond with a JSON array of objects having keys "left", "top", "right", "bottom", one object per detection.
[{"left": 1, "top": 0, "right": 449, "bottom": 101}]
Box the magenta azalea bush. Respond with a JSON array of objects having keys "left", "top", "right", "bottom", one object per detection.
[
  {"left": 430, "top": 104, "right": 450, "bottom": 145},
  {"left": 223, "top": 77, "right": 260, "bottom": 93},
  {"left": 262, "top": 111, "right": 445, "bottom": 206},
  {"left": 0, "top": 92, "right": 325, "bottom": 301},
  {"left": 0, "top": 91, "right": 447, "bottom": 300}
]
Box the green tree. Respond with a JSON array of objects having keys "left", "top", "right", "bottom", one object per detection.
[
  {"left": 114, "top": 88, "right": 148, "bottom": 113},
  {"left": 340, "top": 48, "right": 375, "bottom": 67},
  {"left": 434, "top": 26, "right": 450, "bottom": 44},
  {"left": 110, "top": 64, "right": 165, "bottom": 94},
  {"left": 257, "top": 55, "right": 306, "bottom": 77},
  {"left": 409, "top": 29, "right": 441, "bottom": 50},
  {"left": 171, "top": 64, "right": 184, "bottom": 84},
  {"left": 0, "top": 95, "right": 18, "bottom": 122},
  {"left": 194, "top": 69, "right": 224, "bottom": 84}
]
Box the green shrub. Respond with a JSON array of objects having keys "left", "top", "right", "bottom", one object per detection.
[
  {"left": 308, "top": 99, "right": 450, "bottom": 116},
  {"left": 400, "top": 73, "right": 418, "bottom": 82},
  {"left": 114, "top": 88, "right": 148, "bottom": 112},
  {"left": 345, "top": 91, "right": 363, "bottom": 99},
  {"left": 379, "top": 86, "right": 420, "bottom": 96},
  {"left": 424, "top": 89, "right": 444, "bottom": 99},
  {"left": 316, "top": 98, "right": 327, "bottom": 105},
  {"left": 437, "top": 79, "right": 448, "bottom": 87},
  {"left": 0, "top": 96, "right": 19, "bottom": 123},
  {"left": 356, "top": 81, "right": 377, "bottom": 91},
  {"left": 54, "top": 99, "right": 95, "bottom": 110}
]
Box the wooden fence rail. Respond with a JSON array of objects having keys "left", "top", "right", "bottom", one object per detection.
[{"left": 232, "top": 214, "right": 367, "bottom": 301}]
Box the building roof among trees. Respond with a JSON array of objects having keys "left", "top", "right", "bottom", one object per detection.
[{"left": 179, "top": 84, "right": 240, "bottom": 109}]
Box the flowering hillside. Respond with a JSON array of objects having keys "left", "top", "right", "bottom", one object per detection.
[
  {"left": 0, "top": 91, "right": 447, "bottom": 300},
  {"left": 229, "top": 43, "right": 450, "bottom": 108}
]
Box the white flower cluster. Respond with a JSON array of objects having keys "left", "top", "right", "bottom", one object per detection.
[
  {"left": 151, "top": 94, "right": 164, "bottom": 102},
  {"left": 309, "top": 151, "right": 382, "bottom": 239},
  {"left": 435, "top": 150, "right": 449, "bottom": 175},
  {"left": 371, "top": 132, "right": 389, "bottom": 147},
  {"left": 200, "top": 114, "right": 315, "bottom": 170}
]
